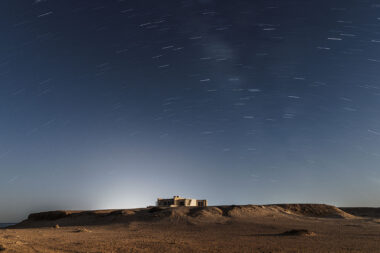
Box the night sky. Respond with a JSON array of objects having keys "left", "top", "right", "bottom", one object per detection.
[{"left": 1, "top": 0, "right": 380, "bottom": 222}]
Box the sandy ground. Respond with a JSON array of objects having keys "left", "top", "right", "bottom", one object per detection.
[{"left": 1, "top": 205, "right": 380, "bottom": 252}]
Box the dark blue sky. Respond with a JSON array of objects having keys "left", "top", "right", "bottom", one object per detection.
[{"left": 1, "top": 0, "right": 380, "bottom": 222}]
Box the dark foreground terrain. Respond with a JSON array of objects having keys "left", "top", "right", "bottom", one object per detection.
[{"left": 1, "top": 204, "right": 380, "bottom": 252}]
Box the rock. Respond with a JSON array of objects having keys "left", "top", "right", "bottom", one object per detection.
[
  {"left": 109, "top": 210, "right": 135, "bottom": 216},
  {"left": 149, "top": 207, "right": 164, "bottom": 213},
  {"left": 73, "top": 227, "right": 91, "bottom": 233},
  {"left": 280, "top": 229, "right": 316, "bottom": 236},
  {"left": 29, "top": 211, "right": 71, "bottom": 221}
]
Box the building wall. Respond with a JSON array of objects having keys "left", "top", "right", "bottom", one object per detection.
[
  {"left": 197, "top": 200, "right": 207, "bottom": 207},
  {"left": 157, "top": 196, "right": 207, "bottom": 207},
  {"left": 188, "top": 199, "right": 197, "bottom": 206},
  {"left": 157, "top": 198, "right": 174, "bottom": 206}
]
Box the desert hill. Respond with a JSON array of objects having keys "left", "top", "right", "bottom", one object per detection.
[
  {"left": 12, "top": 204, "right": 355, "bottom": 228},
  {"left": 340, "top": 207, "right": 380, "bottom": 218},
  {"left": 4, "top": 204, "right": 380, "bottom": 252}
]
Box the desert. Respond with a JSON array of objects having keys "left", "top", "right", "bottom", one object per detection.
[
  {"left": 1, "top": 204, "right": 380, "bottom": 252},
  {"left": 2, "top": 1, "right": 380, "bottom": 252}
]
